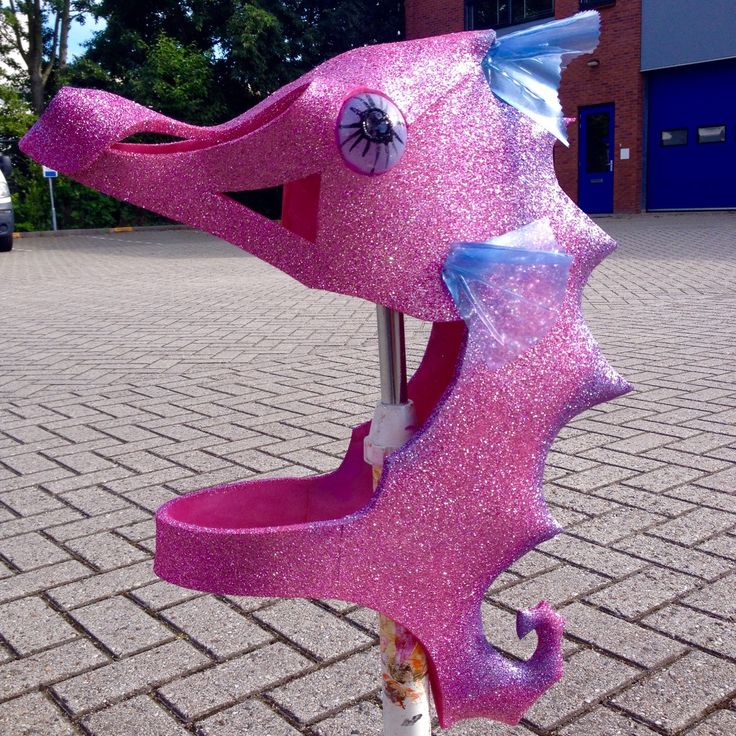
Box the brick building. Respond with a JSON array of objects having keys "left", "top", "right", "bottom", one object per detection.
[{"left": 403, "top": 1, "right": 736, "bottom": 213}]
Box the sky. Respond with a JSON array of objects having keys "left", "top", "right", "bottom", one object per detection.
[{"left": 67, "top": 14, "right": 107, "bottom": 60}]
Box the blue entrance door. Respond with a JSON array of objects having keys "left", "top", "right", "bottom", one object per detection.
[{"left": 578, "top": 104, "right": 614, "bottom": 214}]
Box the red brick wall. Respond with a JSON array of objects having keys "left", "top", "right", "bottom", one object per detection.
[
  {"left": 554, "top": 1, "right": 643, "bottom": 212},
  {"left": 404, "top": 1, "right": 644, "bottom": 212},
  {"left": 404, "top": 0, "right": 464, "bottom": 39}
]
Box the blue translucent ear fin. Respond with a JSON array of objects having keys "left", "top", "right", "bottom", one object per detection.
[
  {"left": 442, "top": 220, "right": 572, "bottom": 370},
  {"left": 481, "top": 10, "right": 600, "bottom": 145}
]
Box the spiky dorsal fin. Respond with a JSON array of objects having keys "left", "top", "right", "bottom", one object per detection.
[{"left": 482, "top": 11, "right": 600, "bottom": 145}]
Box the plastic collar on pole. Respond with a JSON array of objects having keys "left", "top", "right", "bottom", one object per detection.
[{"left": 363, "top": 401, "right": 417, "bottom": 468}]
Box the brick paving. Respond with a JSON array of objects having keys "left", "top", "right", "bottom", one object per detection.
[{"left": 0, "top": 212, "right": 734, "bottom": 735}]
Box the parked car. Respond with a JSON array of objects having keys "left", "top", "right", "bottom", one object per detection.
[{"left": 0, "top": 155, "right": 14, "bottom": 252}]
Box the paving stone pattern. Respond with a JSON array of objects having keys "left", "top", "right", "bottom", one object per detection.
[{"left": 0, "top": 214, "right": 735, "bottom": 734}]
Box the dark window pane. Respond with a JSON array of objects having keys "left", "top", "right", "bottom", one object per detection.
[
  {"left": 580, "top": 0, "right": 615, "bottom": 8},
  {"left": 466, "top": 0, "right": 553, "bottom": 29},
  {"left": 466, "top": 0, "right": 499, "bottom": 29},
  {"left": 525, "top": 0, "right": 555, "bottom": 20},
  {"left": 508, "top": 0, "right": 553, "bottom": 25},
  {"left": 661, "top": 129, "right": 688, "bottom": 147},
  {"left": 585, "top": 112, "right": 611, "bottom": 173},
  {"left": 512, "top": 0, "right": 527, "bottom": 24},
  {"left": 697, "top": 125, "right": 726, "bottom": 143}
]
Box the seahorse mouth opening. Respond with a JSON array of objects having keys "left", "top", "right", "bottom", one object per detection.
[
  {"left": 157, "top": 320, "right": 466, "bottom": 533},
  {"left": 158, "top": 430, "right": 374, "bottom": 531}
]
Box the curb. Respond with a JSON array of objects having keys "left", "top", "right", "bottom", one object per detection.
[{"left": 13, "top": 224, "right": 191, "bottom": 238}]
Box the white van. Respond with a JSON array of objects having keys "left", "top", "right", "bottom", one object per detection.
[{"left": 0, "top": 156, "right": 14, "bottom": 252}]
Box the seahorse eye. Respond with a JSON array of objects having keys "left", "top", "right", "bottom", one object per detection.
[{"left": 336, "top": 90, "right": 407, "bottom": 176}]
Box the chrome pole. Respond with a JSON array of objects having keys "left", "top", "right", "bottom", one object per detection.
[{"left": 376, "top": 304, "right": 408, "bottom": 406}]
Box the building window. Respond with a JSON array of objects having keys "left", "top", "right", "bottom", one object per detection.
[
  {"left": 465, "top": 0, "right": 554, "bottom": 31},
  {"left": 697, "top": 125, "right": 726, "bottom": 144},
  {"left": 579, "top": 0, "right": 615, "bottom": 9},
  {"left": 660, "top": 129, "right": 688, "bottom": 147}
]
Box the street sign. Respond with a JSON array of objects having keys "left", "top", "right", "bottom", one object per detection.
[{"left": 42, "top": 166, "right": 58, "bottom": 230}]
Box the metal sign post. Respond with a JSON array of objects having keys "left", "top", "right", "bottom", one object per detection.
[{"left": 42, "top": 166, "right": 58, "bottom": 231}]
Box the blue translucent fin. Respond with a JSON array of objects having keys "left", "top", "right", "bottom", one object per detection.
[
  {"left": 442, "top": 220, "right": 572, "bottom": 370},
  {"left": 482, "top": 11, "right": 600, "bottom": 145}
]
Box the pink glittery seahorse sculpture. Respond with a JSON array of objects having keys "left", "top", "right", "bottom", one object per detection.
[{"left": 21, "top": 11, "right": 629, "bottom": 727}]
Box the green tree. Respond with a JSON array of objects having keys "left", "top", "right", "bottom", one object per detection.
[
  {"left": 0, "top": 81, "right": 35, "bottom": 141},
  {"left": 224, "top": 2, "right": 288, "bottom": 100},
  {"left": 0, "top": 0, "right": 95, "bottom": 112},
  {"left": 0, "top": 81, "right": 38, "bottom": 221},
  {"left": 215, "top": 0, "right": 405, "bottom": 114},
  {"left": 74, "top": 0, "right": 404, "bottom": 121},
  {"left": 128, "top": 35, "right": 224, "bottom": 124}
]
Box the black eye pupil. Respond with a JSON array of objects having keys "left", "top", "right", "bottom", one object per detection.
[{"left": 362, "top": 108, "right": 393, "bottom": 143}]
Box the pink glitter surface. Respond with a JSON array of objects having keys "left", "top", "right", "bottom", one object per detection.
[{"left": 21, "top": 21, "right": 629, "bottom": 728}]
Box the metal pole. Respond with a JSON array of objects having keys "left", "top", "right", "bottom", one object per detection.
[
  {"left": 371, "top": 305, "right": 431, "bottom": 736},
  {"left": 48, "top": 177, "right": 58, "bottom": 231},
  {"left": 376, "top": 305, "right": 409, "bottom": 405}
]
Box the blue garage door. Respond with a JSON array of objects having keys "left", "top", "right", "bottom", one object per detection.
[{"left": 647, "top": 58, "right": 736, "bottom": 210}]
